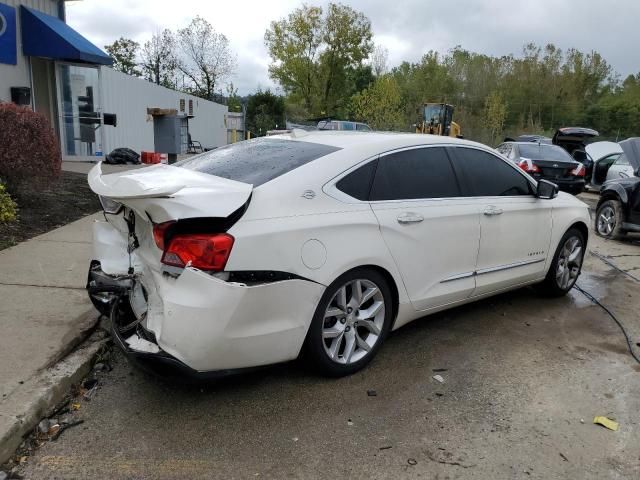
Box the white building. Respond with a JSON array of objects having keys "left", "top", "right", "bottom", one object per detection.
[{"left": 0, "top": 0, "right": 227, "bottom": 161}]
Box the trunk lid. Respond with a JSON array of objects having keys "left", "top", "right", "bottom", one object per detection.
[
  {"left": 619, "top": 137, "right": 640, "bottom": 175},
  {"left": 88, "top": 162, "right": 253, "bottom": 223},
  {"left": 552, "top": 127, "right": 599, "bottom": 153}
]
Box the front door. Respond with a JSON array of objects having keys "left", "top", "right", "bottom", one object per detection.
[
  {"left": 449, "top": 146, "right": 553, "bottom": 296},
  {"left": 369, "top": 146, "right": 480, "bottom": 311}
]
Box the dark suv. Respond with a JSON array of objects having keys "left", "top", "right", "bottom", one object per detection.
[
  {"left": 596, "top": 138, "right": 640, "bottom": 239},
  {"left": 496, "top": 142, "right": 586, "bottom": 194}
]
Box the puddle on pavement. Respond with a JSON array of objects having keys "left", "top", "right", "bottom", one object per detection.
[{"left": 568, "top": 269, "right": 612, "bottom": 308}]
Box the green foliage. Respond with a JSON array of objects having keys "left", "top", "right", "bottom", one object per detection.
[
  {"left": 0, "top": 183, "right": 17, "bottom": 223},
  {"left": 484, "top": 92, "right": 507, "bottom": 145},
  {"left": 351, "top": 75, "right": 404, "bottom": 130},
  {"left": 140, "top": 29, "right": 177, "bottom": 87},
  {"left": 105, "top": 37, "right": 141, "bottom": 76},
  {"left": 265, "top": 3, "right": 373, "bottom": 119},
  {"left": 226, "top": 83, "right": 242, "bottom": 112},
  {"left": 246, "top": 90, "right": 286, "bottom": 136}
]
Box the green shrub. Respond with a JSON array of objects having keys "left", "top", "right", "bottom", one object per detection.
[{"left": 0, "top": 183, "right": 17, "bottom": 223}]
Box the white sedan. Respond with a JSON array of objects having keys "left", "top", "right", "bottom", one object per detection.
[{"left": 87, "top": 132, "right": 590, "bottom": 377}]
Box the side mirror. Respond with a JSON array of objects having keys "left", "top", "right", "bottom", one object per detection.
[{"left": 536, "top": 179, "right": 558, "bottom": 199}]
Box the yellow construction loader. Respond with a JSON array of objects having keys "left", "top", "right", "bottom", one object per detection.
[{"left": 415, "top": 103, "right": 462, "bottom": 137}]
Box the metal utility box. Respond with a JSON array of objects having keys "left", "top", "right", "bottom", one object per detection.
[{"left": 152, "top": 114, "right": 189, "bottom": 155}]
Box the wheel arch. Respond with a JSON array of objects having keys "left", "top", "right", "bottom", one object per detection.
[
  {"left": 324, "top": 264, "right": 401, "bottom": 328},
  {"left": 568, "top": 221, "right": 588, "bottom": 245},
  {"left": 598, "top": 186, "right": 628, "bottom": 210}
]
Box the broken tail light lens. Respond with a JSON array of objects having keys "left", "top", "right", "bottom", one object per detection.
[
  {"left": 518, "top": 159, "right": 541, "bottom": 174},
  {"left": 152, "top": 221, "right": 175, "bottom": 250},
  {"left": 161, "top": 233, "right": 234, "bottom": 272},
  {"left": 99, "top": 196, "right": 123, "bottom": 214},
  {"left": 570, "top": 163, "right": 586, "bottom": 177}
]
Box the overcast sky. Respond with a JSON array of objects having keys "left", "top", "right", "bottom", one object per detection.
[{"left": 66, "top": 0, "right": 640, "bottom": 95}]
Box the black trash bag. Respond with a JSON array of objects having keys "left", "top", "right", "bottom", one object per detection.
[{"left": 105, "top": 148, "right": 141, "bottom": 165}]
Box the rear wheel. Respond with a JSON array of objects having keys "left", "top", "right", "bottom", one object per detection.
[
  {"left": 304, "top": 268, "right": 393, "bottom": 377},
  {"left": 539, "top": 228, "right": 585, "bottom": 296},
  {"left": 595, "top": 199, "right": 625, "bottom": 239}
]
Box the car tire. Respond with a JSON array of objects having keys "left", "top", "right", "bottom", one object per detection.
[
  {"left": 595, "top": 199, "right": 625, "bottom": 239},
  {"left": 303, "top": 268, "right": 393, "bottom": 377},
  {"left": 539, "top": 228, "right": 586, "bottom": 297}
]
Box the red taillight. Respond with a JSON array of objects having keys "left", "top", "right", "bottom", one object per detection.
[
  {"left": 518, "top": 159, "right": 541, "bottom": 173},
  {"left": 570, "top": 163, "right": 586, "bottom": 177},
  {"left": 153, "top": 221, "right": 175, "bottom": 250},
  {"left": 161, "top": 233, "right": 234, "bottom": 271}
]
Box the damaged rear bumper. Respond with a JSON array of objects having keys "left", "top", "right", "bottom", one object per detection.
[{"left": 88, "top": 258, "right": 325, "bottom": 375}]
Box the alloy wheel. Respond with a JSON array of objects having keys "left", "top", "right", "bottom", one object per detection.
[
  {"left": 555, "top": 236, "right": 583, "bottom": 290},
  {"left": 322, "top": 279, "right": 385, "bottom": 365},
  {"left": 597, "top": 206, "right": 616, "bottom": 236}
]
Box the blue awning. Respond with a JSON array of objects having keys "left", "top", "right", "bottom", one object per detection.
[{"left": 20, "top": 6, "right": 112, "bottom": 65}]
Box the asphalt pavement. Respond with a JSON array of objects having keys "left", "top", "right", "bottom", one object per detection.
[{"left": 12, "top": 230, "right": 640, "bottom": 479}]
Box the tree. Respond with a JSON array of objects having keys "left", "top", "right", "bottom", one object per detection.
[
  {"left": 226, "top": 83, "right": 242, "bottom": 112},
  {"left": 177, "top": 16, "right": 236, "bottom": 100},
  {"left": 246, "top": 90, "right": 285, "bottom": 136},
  {"left": 484, "top": 91, "right": 507, "bottom": 145},
  {"left": 265, "top": 3, "right": 373, "bottom": 118},
  {"left": 104, "top": 37, "right": 141, "bottom": 76},
  {"left": 140, "top": 29, "right": 177, "bottom": 88},
  {"left": 351, "top": 75, "right": 404, "bottom": 130},
  {"left": 371, "top": 44, "right": 388, "bottom": 76},
  {"left": 264, "top": 5, "right": 323, "bottom": 114}
]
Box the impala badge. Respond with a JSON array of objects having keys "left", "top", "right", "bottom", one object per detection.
[{"left": 301, "top": 190, "right": 316, "bottom": 199}]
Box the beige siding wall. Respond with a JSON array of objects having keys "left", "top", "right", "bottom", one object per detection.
[{"left": 0, "top": 0, "right": 59, "bottom": 102}]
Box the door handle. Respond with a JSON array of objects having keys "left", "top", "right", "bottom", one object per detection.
[
  {"left": 397, "top": 212, "right": 424, "bottom": 224},
  {"left": 483, "top": 206, "right": 503, "bottom": 216}
]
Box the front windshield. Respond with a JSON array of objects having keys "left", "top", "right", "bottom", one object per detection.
[
  {"left": 424, "top": 105, "right": 443, "bottom": 123},
  {"left": 519, "top": 144, "right": 573, "bottom": 161}
]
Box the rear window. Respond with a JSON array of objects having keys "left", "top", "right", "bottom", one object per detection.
[
  {"left": 175, "top": 138, "right": 341, "bottom": 187},
  {"left": 518, "top": 144, "right": 572, "bottom": 161}
]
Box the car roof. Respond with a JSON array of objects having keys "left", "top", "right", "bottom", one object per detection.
[
  {"left": 266, "top": 130, "right": 479, "bottom": 151},
  {"left": 507, "top": 141, "right": 562, "bottom": 148}
]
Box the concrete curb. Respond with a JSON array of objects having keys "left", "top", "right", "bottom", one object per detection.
[{"left": 0, "top": 329, "right": 109, "bottom": 464}]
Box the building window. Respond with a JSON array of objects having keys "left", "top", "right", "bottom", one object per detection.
[
  {"left": 188, "top": 99, "right": 193, "bottom": 115},
  {"left": 179, "top": 99, "right": 185, "bottom": 112}
]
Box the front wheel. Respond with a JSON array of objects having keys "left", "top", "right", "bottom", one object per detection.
[
  {"left": 595, "top": 199, "right": 625, "bottom": 239},
  {"left": 303, "top": 268, "right": 393, "bottom": 377},
  {"left": 539, "top": 228, "right": 585, "bottom": 296}
]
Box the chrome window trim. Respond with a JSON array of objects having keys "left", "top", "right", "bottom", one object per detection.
[
  {"left": 440, "top": 257, "right": 545, "bottom": 284},
  {"left": 324, "top": 142, "right": 540, "bottom": 204}
]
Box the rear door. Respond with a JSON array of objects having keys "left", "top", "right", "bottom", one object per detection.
[
  {"left": 369, "top": 146, "right": 481, "bottom": 311},
  {"left": 449, "top": 146, "right": 552, "bottom": 296}
]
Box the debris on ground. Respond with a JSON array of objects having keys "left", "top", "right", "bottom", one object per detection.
[
  {"left": 367, "top": 390, "right": 377, "bottom": 396},
  {"left": 0, "top": 470, "right": 7, "bottom": 480},
  {"left": 432, "top": 368, "right": 448, "bottom": 372},
  {"left": 379, "top": 446, "right": 392, "bottom": 450},
  {"left": 347, "top": 419, "right": 354, "bottom": 426},
  {"left": 559, "top": 453, "right": 569, "bottom": 462},
  {"left": 407, "top": 458, "right": 417, "bottom": 466},
  {"left": 427, "top": 449, "right": 476, "bottom": 468},
  {"left": 593, "top": 416, "right": 619, "bottom": 431},
  {"left": 433, "top": 374, "right": 445, "bottom": 383}
]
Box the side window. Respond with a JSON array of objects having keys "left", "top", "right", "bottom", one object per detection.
[
  {"left": 451, "top": 147, "right": 533, "bottom": 197},
  {"left": 336, "top": 160, "right": 377, "bottom": 201},
  {"left": 356, "top": 123, "right": 371, "bottom": 131},
  {"left": 370, "top": 147, "right": 460, "bottom": 201}
]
